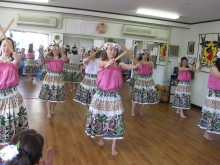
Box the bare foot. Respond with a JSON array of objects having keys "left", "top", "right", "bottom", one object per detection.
[
  {"left": 98, "top": 139, "right": 105, "bottom": 147},
  {"left": 176, "top": 109, "right": 180, "bottom": 114},
  {"left": 47, "top": 114, "right": 51, "bottom": 119},
  {"left": 51, "top": 110, "right": 55, "bottom": 115},
  {"left": 40, "top": 147, "right": 54, "bottom": 165},
  {"left": 140, "top": 110, "right": 144, "bottom": 116},
  {"left": 131, "top": 113, "right": 135, "bottom": 117},
  {"left": 203, "top": 133, "right": 213, "bottom": 141},
  {"left": 180, "top": 114, "right": 187, "bottom": 118},
  {"left": 112, "top": 149, "right": 118, "bottom": 156}
]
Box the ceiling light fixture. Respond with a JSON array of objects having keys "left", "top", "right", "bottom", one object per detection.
[
  {"left": 20, "top": 0, "right": 49, "bottom": 3},
  {"left": 136, "top": 8, "right": 179, "bottom": 19}
]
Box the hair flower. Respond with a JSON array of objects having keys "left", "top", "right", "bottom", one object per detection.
[
  {"left": 103, "top": 42, "right": 121, "bottom": 51},
  {"left": 0, "top": 142, "right": 20, "bottom": 161}
]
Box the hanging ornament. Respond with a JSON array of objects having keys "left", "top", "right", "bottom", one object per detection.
[{"left": 96, "top": 23, "right": 107, "bottom": 34}]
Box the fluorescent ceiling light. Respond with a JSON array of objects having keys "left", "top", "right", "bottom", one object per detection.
[
  {"left": 20, "top": 0, "right": 49, "bottom": 3},
  {"left": 136, "top": 8, "right": 179, "bottom": 19}
]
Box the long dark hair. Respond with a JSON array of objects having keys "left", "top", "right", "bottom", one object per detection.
[
  {"left": 180, "top": 57, "right": 189, "bottom": 68},
  {"left": 138, "top": 51, "right": 149, "bottom": 61},
  {"left": 27, "top": 44, "right": 34, "bottom": 53},
  {"left": 215, "top": 58, "right": 220, "bottom": 72},
  {"left": 0, "top": 37, "right": 15, "bottom": 58},
  {"left": 64, "top": 45, "right": 70, "bottom": 55},
  {"left": 6, "top": 129, "right": 44, "bottom": 165}
]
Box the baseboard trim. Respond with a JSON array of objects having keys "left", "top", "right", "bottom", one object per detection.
[{"left": 191, "top": 104, "right": 202, "bottom": 110}]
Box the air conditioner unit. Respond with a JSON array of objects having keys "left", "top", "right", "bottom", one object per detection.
[
  {"left": 123, "top": 25, "right": 157, "bottom": 37},
  {"left": 17, "top": 14, "right": 57, "bottom": 28}
]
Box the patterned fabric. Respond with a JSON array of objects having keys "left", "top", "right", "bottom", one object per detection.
[
  {"left": 23, "top": 59, "right": 38, "bottom": 75},
  {"left": 86, "top": 88, "right": 124, "bottom": 139},
  {"left": 73, "top": 74, "right": 98, "bottom": 105},
  {"left": 40, "top": 64, "right": 47, "bottom": 81},
  {"left": 172, "top": 80, "right": 191, "bottom": 109},
  {"left": 39, "top": 70, "right": 65, "bottom": 102},
  {"left": 132, "top": 74, "right": 158, "bottom": 104},
  {"left": 198, "top": 89, "right": 220, "bottom": 134},
  {"left": 63, "top": 64, "right": 83, "bottom": 83},
  {"left": 0, "top": 87, "right": 29, "bottom": 144},
  {"left": 129, "top": 71, "right": 138, "bottom": 88}
]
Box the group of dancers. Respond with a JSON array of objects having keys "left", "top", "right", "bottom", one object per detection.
[{"left": 0, "top": 36, "right": 220, "bottom": 160}]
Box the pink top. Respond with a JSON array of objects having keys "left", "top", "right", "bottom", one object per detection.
[
  {"left": 208, "top": 74, "right": 220, "bottom": 90},
  {"left": 0, "top": 62, "right": 19, "bottom": 89},
  {"left": 46, "top": 59, "right": 64, "bottom": 72},
  {"left": 177, "top": 70, "right": 191, "bottom": 81},
  {"left": 138, "top": 63, "right": 153, "bottom": 75},
  {"left": 96, "top": 67, "right": 122, "bottom": 91},
  {"left": 26, "top": 53, "right": 35, "bottom": 59}
]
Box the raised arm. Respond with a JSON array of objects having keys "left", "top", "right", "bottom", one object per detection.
[
  {"left": 12, "top": 52, "right": 20, "bottom": 68},
  {"left": 44, "top": 52, "right": 52, "bottom": 62},
  {"left": 98, "top": 59, "right": 110, "bottom": 69},
  {"left": 119, "top": 62, "right": 140, "bottom": 70},
  {"left": 61, "top": 53, "right": 69, "bottom": 62},
  {"left": 83, "top": 56, "right": 93, "bottom": 65}
]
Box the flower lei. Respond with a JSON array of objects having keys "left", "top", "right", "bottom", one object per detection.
[
  {"left": 0, "top": 142, "right": 20, "bottom": 162},
  {"left": 0, "top": 56, "right": 12, "bottom": 62}
]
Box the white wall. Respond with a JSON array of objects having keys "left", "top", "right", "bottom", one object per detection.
[
  {"left": 183, "top": 22, "right": 220, "bottom": 106},
  {"left": 0, "top": 5, "right": 196, "bottom": 104}
]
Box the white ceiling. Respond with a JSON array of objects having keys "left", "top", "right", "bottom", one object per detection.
[{"left": 1, "top": 0, "right": 220, "bottom": 24}]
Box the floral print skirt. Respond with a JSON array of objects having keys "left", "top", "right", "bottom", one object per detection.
[
  {"left": 73, "top": 73, "right": 97, "bottom": 105},
  {"left": 198, "top": 89, "right": 220, "bottom": 134},
  {"left": 63, "top": 64, "right": 83, "bottom": 83},
  {"left": 40, "top": 64, "right": 47, "bottom": 81},
  {"left": 23, "top": 59, "right": 38, "bottom": 75},
  {"left": 86, "top": 88, "right": 124, "bottom": 139},
  {"left": 129, "top": 71, "right": 138, "bottom": 88},
  {"left": 39, "top": 70, "right": 65, "bottom": 102},
  {"left": 172, "top": 81, "right": 191, "bottom": 109},
  {"left": 132, "top": 74, "right": 158, "bottom": 104},
  {"left": 0, "top": 87, "right": 29, "bottom": 144}
]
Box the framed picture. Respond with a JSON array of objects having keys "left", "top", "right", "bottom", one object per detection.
[
  {"left": 169, "top": 45, "right": 179, "bottom": 56},
  {"left": 187, "top": 42, "right": 195, "bottom": 55}
]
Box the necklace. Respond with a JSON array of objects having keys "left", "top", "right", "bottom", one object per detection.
[
  {"left": 0, "top": 56, "right": 12, "bottom": 62},
  {"left": 54, "top": 56, "right": 59, "bottom": 59}
]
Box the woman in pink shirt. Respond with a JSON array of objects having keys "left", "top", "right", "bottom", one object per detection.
[
  {"left": 39, "top": 46, "right": 68, "bottom": 119},
  {"left": 0, "top": 37, "right": 28, "bottom": 145},
  {"left": 172, "top": 57, "right": 195, "bottom": 118},
  {"left": 198, "top": 52, "right": 220, "bottom": 140},
  {"left": 23, "top": 43, "right": 38, "bottom": 81},
  {"left": 85, "top": 42, "right": 140, "bottom": 156},
  {"left": 131, "top": 50, "right": 159, "bottom": 116}
]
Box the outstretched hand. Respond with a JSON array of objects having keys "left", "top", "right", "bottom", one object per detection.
[
  {"left": 107, "top": 58, "right": 115, "bottom": 66},
  {"left": 197, "top": 66, "right": 202, "bottom": 71},
  {"left": 40, "top": 147, "right": 54, "bottom": 165},
  {"left": 12, "top": 52, "right": 20, "bottom": 61},
  {"left": 136, "top": 62, "right": 142, "bottom": 69}
]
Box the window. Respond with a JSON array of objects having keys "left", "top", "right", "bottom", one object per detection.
[{"left": 11, "top": 30, "right": 49, "bottom": 59}]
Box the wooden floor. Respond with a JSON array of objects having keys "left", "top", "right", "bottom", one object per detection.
[{"left": 18, "top": 77, "right": 220, "bottom": 165}]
